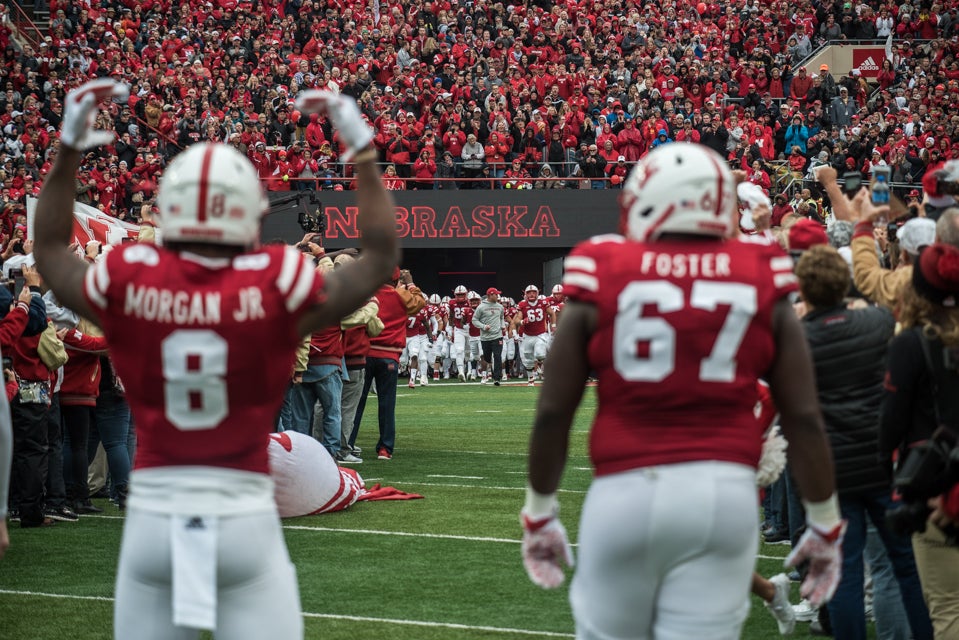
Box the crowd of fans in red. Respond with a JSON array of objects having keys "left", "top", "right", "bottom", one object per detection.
[{"left": 1, "top": 0, "right": 959, "bottom": 226}]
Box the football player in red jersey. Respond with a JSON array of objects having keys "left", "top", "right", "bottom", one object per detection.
[
  {"left": 511, "top": 285, "right": 556, "bottom": 385},
  {"left": 548, "top": 284, "right": 566, "bottom": 321},
  {"left": 426, "top": 294, "right": 448, "bottom": 380},
  {"left": 402, "top": 305, "right": 432, "bottom": 388},
  {"left": 466, "top": 290, "right": 482, "bottom": 380},
  {"left": 448, "top": 284, "right": 472, "bottom": 381},
  {"left": 33, "top": 80, "right": 399, "bottom": 640},
  {"left": 521, "top": 143, "right": 843, "bottom": 639}
]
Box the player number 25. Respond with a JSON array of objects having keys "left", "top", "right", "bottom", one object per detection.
[
  {"left": 614, "top": 281, "right": 757, "bottom": 383},
  {"left": 162, "top": 330, "right": 229, "bottom": 431}
]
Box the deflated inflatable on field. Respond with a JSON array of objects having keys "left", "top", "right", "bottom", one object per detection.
[{"left": 268, "top": 431, "right": 365, "bottom": 517}]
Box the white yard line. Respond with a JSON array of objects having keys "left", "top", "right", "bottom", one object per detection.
[
  {"left": 76, "top": 516, "right": 793, "bottom": 561},
  {"left": 0, "top": 590, "right": 573, "bottom": 638},
  {"left": 427, "top": 474, "right": 485, "bottom": 479},
  {"left": 283, "top": 525, "right": 521, "bottom": 544}
]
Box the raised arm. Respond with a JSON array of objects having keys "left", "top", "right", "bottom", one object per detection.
[
  {"left": 33, "top": 79, "right": 129, "bottom": 323},
  {"left": 294, "top": 92, "right": 400, "bottom": 336}
]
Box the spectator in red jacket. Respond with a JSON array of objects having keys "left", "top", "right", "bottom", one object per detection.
[
  {"left": 350, "top": 269, "right": 425, "bottom": 461},
  {"left": 411, "top": 149, "right": 436, "bottom": 190}
]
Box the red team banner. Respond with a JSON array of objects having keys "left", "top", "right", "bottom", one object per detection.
[{"left": 26, "top": 197, "right": 141, "bottom": 247}]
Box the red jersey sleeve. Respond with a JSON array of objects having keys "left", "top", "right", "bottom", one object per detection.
[{"left": 561, "top": 234, "right": 625, "bottom": 306}]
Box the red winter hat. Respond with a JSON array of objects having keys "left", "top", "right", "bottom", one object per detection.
[
  {"left": 788, "top": 218, "right": 828, "bottom": 252},
  {"left": 913, "top": 243, "right": 959, "bottom": 306},
  {"left": 922, "top": 161, "right": 958, "bottom": 206}
]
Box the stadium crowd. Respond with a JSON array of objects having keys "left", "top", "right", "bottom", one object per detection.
[{"left": 0, "top": 0, "right": 958, "bottom": 228}]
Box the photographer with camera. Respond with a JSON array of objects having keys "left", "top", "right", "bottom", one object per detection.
[
  {"left": 880, "top": 241, "right": 959, "bottom": 639},
  {"left": 817, "top": 166, "right": 938, "bottom": 310}
]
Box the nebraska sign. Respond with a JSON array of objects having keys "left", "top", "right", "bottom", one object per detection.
[
  {"left": 264, "top": 190, "right": 621, "bottom": 248},
  {"left": 851, "top": 48, "right": 885, "bottom": 78}
]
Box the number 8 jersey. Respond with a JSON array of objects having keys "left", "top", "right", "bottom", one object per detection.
[
  {"left": 83, "top": 242, "right": 324, "bottom": 475},
  {"left": 562, "top": 234, "right": 797, "bottom": 477}
]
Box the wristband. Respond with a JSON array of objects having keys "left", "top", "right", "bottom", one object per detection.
[
  {"left": 523, "top": 484, "right": 558, "bottom": 521},
  {"left": 804, "top": 493, "right": 842, "bottom": 533}
]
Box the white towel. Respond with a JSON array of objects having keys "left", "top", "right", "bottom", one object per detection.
[{"left": 171, "top": 514, "right": 219, "bottom": 631}]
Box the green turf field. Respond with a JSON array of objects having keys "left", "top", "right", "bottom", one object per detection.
[{"left": 1, "top": 380, "right": 841, "bottom": 639}]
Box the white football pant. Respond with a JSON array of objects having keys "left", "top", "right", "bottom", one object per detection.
[
  {"left": 114, "top": 508, "right": 303, "bottom": 640},
  {"left": 520, "top": 333, "right": 550, "bottom": 370},
  {"left": 570, "top": 461, "right": 757, "bottom": 640},
  {"left": 453, "top": 328, "right": 469, "bottom": 373}
]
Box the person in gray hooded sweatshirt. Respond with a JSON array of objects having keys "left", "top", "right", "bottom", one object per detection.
[
  {"left": 535, "top": 164, "right": 563, "bottom": 189},
  {"left": 471, "top": 287, "right": 506, "bottom": 385}
]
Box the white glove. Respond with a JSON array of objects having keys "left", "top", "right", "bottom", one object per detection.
[
  {"left": 294, "top": 91, "right": 373, "bottom": 160},
  {"left": 61, "top": 79, "right": 129, "bottom": 151},
  {"left": 785, "top": 520, "right": 846, "bottom": 607},
  {"left": 521, "top": 512, "right": 574, "bottom": 589}
]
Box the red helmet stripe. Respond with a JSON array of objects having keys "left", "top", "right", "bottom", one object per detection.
[
  {"left": 196, "top": 144, "right": 217, "bottom": 223},
  {"left": 704, "top": 151, "right": 726, "bottom": 221}
]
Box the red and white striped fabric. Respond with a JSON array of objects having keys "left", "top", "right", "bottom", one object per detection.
[{"left": 267, "top": 431, "right": 365, "bottom": 517}]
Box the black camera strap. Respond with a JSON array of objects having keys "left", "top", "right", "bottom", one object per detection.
[{"left": 918, "top": 334, "right": 944, "bottom": 428}]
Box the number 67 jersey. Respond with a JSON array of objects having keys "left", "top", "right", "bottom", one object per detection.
[
  {"left": 562, "top": 234, "right": 797, "bottom": 477},
  {"left": 83, "top": 242, "right": 324, "bottom": 475}
]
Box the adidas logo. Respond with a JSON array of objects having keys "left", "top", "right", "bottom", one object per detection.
[
  {"left": 858, "top": 57, "right": 879, "bottom": 71},
  {"left": 185, "top": 516, "right": 205, "bottom": 530}
]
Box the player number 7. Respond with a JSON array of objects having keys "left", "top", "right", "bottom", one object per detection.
[{"left": 614, "top": 281, "right": 757, "bottom": 383}]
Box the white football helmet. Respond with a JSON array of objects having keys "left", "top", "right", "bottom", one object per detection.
[
  {"left": 552, "top": 284, "right": 563, "bottom": 295},
  {"left": 620, "top": 143, "right": 736, "bottom": 242},
  {"left": 157, "top": 143, "right": 269, "bottom": 247},
  {"left": 453, "top": 285, "right": 468, "bottom": 296},
  {"left": 467, "top": 290, "right": 481, "bottom": 301},
  {"left": 429, "top": 293, "right": 441, "bottom": 304},
  {"left": 524, "top": 284, "right": 539, "bottom": 301},
  {"left": 441, "top": 295, "right": 450, "bottom": 304}
]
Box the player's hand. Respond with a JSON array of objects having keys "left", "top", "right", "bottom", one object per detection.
[
  {"left": 785, "top": 520, "right": 846, "bottom": 607},
  {"left": 294, "top": 91, "right": 373, "bottom": 159},
  {"left": 521, "top": 512, "right": 574, "bottom": 589},
  {"left": 21, "top": 264, "right": 40, "bottom": 287},
  {"left": 61, "top": 79, "right": 129, "bottom": 151}
]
